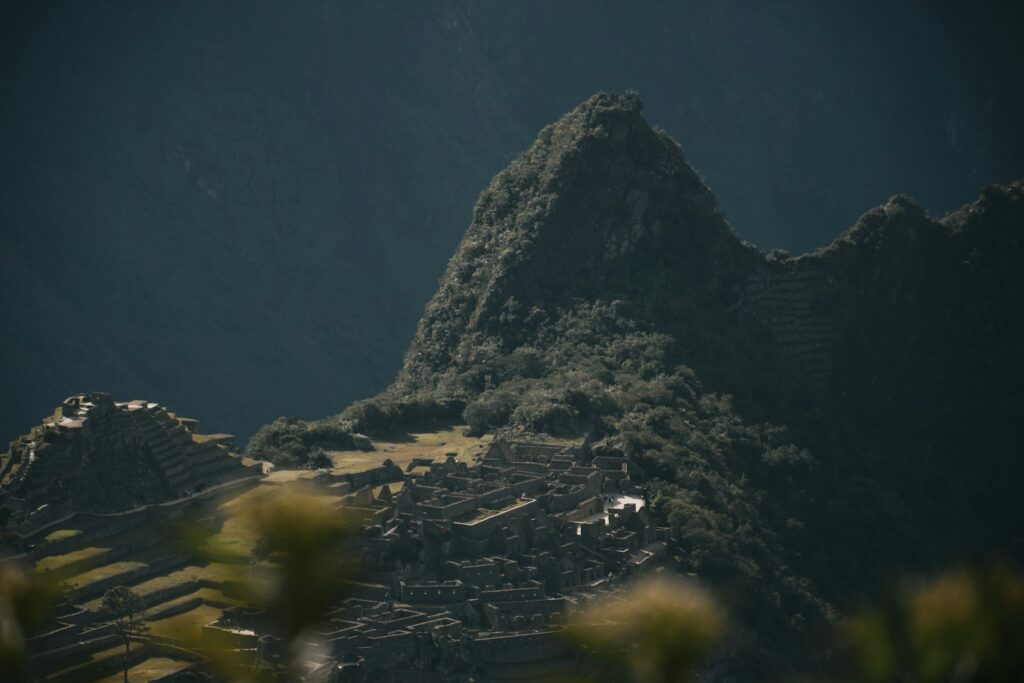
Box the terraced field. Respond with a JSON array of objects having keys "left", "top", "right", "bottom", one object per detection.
[
  {"left": 35, "top": 545, "right": 109, "bottom": 572},
  {"left": 44, "top": 528, "right": 83, "bottom": 543},
  {"left": 52, "top": 645, "right": 194, "bottom": 683},
  {"left": 61, "top": 559, "right": 151, "bottom": 592},
  {"left": 28, "top": 426, "right": 491, "bottom": 681},
  {"left": 94, "top": 657, "right": 194, "bottom": 683}
]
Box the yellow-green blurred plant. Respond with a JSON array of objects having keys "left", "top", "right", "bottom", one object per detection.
[
  {"left": 0, "top": 561, "right": 60, "bottom": 682},
  {"left": 184, "top": 484, "right": 358, "bottom": 683},
  {"left": 242, "top": 488, "right": 357, "bottom": 642},
  {"left": 564, "top": 574, "right": 726, "bottom": 683},
  {"left": 841, "top": 565, "right": 1024, "bottom": 683}
]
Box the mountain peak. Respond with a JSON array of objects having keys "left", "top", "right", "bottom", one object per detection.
[{"left": 396, "top": 93, "right": 752, "bottom": 395}]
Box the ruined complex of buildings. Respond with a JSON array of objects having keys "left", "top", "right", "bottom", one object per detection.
[
  {"left": 2, "top": 398, "right": 667, "bottom": 681},
  {"left": 197, "top": 437, "right": 669, "bottom": 682},
  {"left": 0, "top": 392, "right": 257, "bottom": 533}
]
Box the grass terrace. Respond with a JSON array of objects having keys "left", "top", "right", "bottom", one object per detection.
[
  {"left": 79, "top": 565, "right": 249, "bottom": 613},
  {"left": 48, "top": 645, "right": 132, "bottom": 683},
  {"left": 44, "top": 528, "right": 83, "bottom": 543},
  {"left": 61, "top": 559, "right": 148, "bottom": 592},
  {"left": 94, "top": 656, "right": 194, "bottom": 683},
  {"left": 38, "top": 473, "right": 370, "bottom": 680},
  {"left": 190, "top": 433, "right": 233, "bottom": 444},
  {"left": 35, "top": 545, "right": 108, "bottom": 572}
]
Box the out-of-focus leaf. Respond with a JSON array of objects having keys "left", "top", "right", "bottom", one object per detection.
[
  {"left": 564, "top": 574, "right": 725, "bottom": 683},
  {"left": 0, "top": 562, "right": 60, "bottom": 681}
]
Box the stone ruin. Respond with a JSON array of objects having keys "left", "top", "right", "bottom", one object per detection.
[
  {"left": 182, "top": 436, "right": 670, "bottom": 681},
  {"left": 0, "top": 392, "right": 257, "bottom": 534}
]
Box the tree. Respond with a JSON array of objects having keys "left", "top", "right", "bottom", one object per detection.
[{"left": 101, "top": 586, "right": 148, "bottom": 683}]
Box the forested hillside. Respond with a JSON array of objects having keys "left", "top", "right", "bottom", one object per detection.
[{"left": 273, "top": 93, "right": 1024, "bottom": 671}]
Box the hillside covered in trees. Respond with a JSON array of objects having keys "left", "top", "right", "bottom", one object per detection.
[{"left": 255, "top": 93, "right": 1024, "bottom": 672}]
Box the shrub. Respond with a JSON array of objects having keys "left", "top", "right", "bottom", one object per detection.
[{"left": 463, "top": 389, "right": 519, "bottom": 435}]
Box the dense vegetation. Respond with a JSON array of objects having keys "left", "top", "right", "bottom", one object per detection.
[
  {"left": 262, "top": 94, "right": 1024, "bottom": 673},
  {"left": 247, "top": 417, "right": 368, "bottom": 469}
]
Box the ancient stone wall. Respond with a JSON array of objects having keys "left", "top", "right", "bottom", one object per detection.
[
  {"left": 2, "top": 393, "right": 257, "bottom": 531},
  {"left": 742, "top": 265, "right": 839, "bottom": 393}
]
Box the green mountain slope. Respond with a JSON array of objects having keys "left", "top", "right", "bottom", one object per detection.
[{"left": 306, "top": 93, "right": 1024, "bottom": 672}]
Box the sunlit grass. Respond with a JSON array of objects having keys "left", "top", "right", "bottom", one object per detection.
[
  {"left": 35, "top": 546, "right": 108, "bottom": 573},
  {"left": 43, "top": 529, "right": 82, "bottom": 543},
  {"left": 94, "top": 656, "right": 193, "bottom": 683},
  {"left": 191, "top": 433, "right": 233, "bottom": 444},
  {"left": 148, "top": 604, "right": 224, "bottom": 642},
  {"left": 61, "top": 560, "right": 147, "bottom": 591}
]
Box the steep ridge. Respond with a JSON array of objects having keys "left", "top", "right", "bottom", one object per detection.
[
  {"left": 742, "top": 188, "right": 1024, "bottom": 421},
  {"left": 272, "top": 93, "right": 1022, "bottom": 673},
  {"left": 392, "top": 93, "right": 1024, "bottom": 440},
  {"left": 396, "top": 92, "right": 759, "bottom": 398}
]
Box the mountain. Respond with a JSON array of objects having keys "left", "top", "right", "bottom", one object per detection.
[
  {"left": 4, "top": 0, "right": 1023, "bottom": 448},
  {"left": 298, "top": 93, "right": 1024, "bottom": 672},
  {"left": 394, "top": 93, "right": 757, "bottom": 398}
]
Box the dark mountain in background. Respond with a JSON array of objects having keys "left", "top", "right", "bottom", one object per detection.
[
  {"left": 2, "top": 0, "right": 1023, "bottom": 445},
  {"left": 332, "top": 92, "right": 1024, "bottom": 672}
]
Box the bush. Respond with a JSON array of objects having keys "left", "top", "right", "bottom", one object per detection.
[
  {"left": 463, "top": 389, "right": 519, "bottom": 435},
  {"left": 309, "top": 447, "right": 332, "bottom": 470},
  {"left": 511, "top": 397, "right": 577, "bottom": 436},
  {"left": 246, "top": 417, "right": 366, "bottom": 468}
]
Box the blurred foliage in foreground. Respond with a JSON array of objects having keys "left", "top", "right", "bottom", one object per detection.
[
  {"left": 837, "top": 565, "right": 1024, "bottom": 683},
  {"left": 0, "top": 562, "right": 60, "bottom": 681},
  {"left": 562, "top": 565, "right": 1024, "bottom": 683},
  {"left": 564, "top": 575, "right": 725, "bottom": 683},
  {"left": 189, "top": 486, "right": 357, "bottom": 683}
]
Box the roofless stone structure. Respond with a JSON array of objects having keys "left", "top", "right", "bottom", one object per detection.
[{"left": 1, "top": 392, "right": 257, "bottom": 534}]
